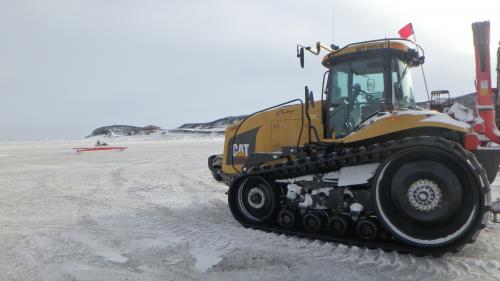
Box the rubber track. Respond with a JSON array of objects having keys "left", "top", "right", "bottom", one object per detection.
[{"left": 229, "top": 136, "right": 491, "bottom": 257}]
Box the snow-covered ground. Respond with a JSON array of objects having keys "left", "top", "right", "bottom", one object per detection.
[{"left": 1, "top": 137, "right": 500, "bottom": 281}]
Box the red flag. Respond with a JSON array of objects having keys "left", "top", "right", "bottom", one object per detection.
[{"left": 398, "top": 23, "right": 414, "bottom": 39}]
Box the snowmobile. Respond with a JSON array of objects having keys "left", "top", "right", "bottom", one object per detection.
[{"left": 95, "top": 140, "right": 109, "bottom": 146}]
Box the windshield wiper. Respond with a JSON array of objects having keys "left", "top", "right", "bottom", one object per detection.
[{"left": 395, "top": 64, "right": 410, "bottom": 90}]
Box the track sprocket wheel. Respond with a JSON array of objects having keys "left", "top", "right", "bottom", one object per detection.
[{"left": 372, "top": 139, "right": 488, "bottom": 251}]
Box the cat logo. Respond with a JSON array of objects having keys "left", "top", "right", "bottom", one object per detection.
[
  {"left": 226, "top": 127, "right": 260, "bottom": 165},
  {"left": 233, "top": 144, "right": 250, "bottom": 157}
]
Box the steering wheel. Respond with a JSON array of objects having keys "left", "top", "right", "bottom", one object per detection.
[
  {"left": 354, "top": 87, "right": 375, "bottom": 101},
  {"left": 364, "top": 93, "right": 375, "bottom": 102},
  {"left": 352, "top": 84, "right": 377, "bottom": 104}
]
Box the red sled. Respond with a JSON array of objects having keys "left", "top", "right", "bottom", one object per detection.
[{"left": 74, "top": 146, "right": 127, "bottom": 153}]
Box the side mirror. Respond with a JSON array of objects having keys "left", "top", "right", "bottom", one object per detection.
[
  {"left": 367, "top": 78, "right": 375, "bottom": 93},
  {"left": 297, "top": 46, "right": 304, "bottom": 68}
]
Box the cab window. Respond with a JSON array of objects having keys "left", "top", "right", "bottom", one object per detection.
[{"left": 327, "top": 57, "right": 386, "bottom": 138}]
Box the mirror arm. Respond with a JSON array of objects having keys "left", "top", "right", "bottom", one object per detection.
[
  {"left": 298, "top": 42, "right": 333, "bottom": 68},
  {"left": 317, "top": 42, "right": 333, "bottom": 53},
  {"left": 304, "top": 42, "right": 333, "bottom": 55}
]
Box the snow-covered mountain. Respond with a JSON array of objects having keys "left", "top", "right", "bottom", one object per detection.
[
  {"left": 172, "top": 115, "right": 248, "bottom": 133},
  {"left": 86, "top": 125, "right": 161, "bottom": 138},
  {"left": 86, "top": 116, "right": 247, "bottom": 138}
]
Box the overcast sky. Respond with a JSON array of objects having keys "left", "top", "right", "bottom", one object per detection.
[{"left": 1, "top": 0, "right": 500, "bottom": 140}]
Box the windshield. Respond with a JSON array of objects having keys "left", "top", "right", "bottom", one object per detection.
[
  {"left": 326, "top": 56, "right": 385, "bottom": 138},
  {"left": 392, "top": 58, "right": 416, "bottom": 109}
]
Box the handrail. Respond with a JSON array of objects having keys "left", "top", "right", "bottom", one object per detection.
[{"left": 230, "top": 99, "right": 304, "bottom": 173}]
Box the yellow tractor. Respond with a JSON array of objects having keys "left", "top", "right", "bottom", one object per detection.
[{"left": 208, "top": 21, "right": 500, "bottom": 256}]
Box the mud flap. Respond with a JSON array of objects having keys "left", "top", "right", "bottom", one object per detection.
[
  {"left": 473, "top": 147, "right": 500, "bottom": 183},
  {"left": 208, "top": 155, "right": 224, "bottom": 182}
]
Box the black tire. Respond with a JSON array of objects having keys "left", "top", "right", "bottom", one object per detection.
[
  {"left": 277, "top": 209, "right": 297, "bottom": 229},
  {"left": 372, "top": 140, "right": 487, "bottom": 251},
  {"left": 356, "top": 218, "right": 379, "bottom": 240},
  {"left": 302, "top": 213, "right": 323, "bottom": 232},
  {"left": 228, "top": 176, "right": 278, "bottom": 224},
  {"left": 328, "top": 214, "right": 351, "bottom": 237}
]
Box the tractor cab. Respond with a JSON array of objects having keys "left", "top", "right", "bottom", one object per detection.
[{"left": 320, "top": 40, "right": 424, "bottom": 138}]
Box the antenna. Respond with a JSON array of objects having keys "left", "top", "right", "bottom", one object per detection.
[
  {"left": 332, "top": 9, "right": 335, "bottom": 45},
  {"left": 384, "top": 18, "right": 387, "bottom": 39}
]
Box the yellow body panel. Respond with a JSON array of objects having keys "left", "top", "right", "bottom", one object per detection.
[
  {"left": 337, "top": 111, "right": 469, "bottom": 143},
  {"left": 221, "top": 102, "right": 470, "bottom": 174}
]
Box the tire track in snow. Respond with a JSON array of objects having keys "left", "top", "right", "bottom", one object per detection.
[
  {"left": 124, "top": 147, "right": 500, "bottom": 281},
  {"left": 3, "top": 139, "right": 500, "bottom": 280},
  {"left": 119, "top": 160, "right": 494, "bottom": 279}
]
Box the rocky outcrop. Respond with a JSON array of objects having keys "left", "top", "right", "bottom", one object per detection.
[
  {"left": 87, "top": 125, "right": 161, "bottom": 138},
  {"left": 178, "top": 115, "right": 248, "bottom": 130}
]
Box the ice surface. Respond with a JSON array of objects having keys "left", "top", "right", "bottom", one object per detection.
[
  {"left": 1, "top": 136, "right": 500, "bottom": 281},
  {"left": 190, "top": 246, "right": 223, "bottom": 272}
]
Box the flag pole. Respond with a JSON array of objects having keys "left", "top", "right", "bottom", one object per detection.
[{"left": 412, "top": 31, "right": 431, "bottom": 104}]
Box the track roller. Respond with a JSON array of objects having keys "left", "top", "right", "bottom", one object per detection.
[
  {"left": 327, "top": 214, "right": 352, "bottom": 236},
  {"left": 302, "top": 213, "right": 323, "bottom": 232},
  {"left": 277, "top": 209, "right": 296, "bottom": 229},
  {"left": 356, "top": 217, "right": 379, "bottom": 240}
]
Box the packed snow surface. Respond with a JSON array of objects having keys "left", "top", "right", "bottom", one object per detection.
[{"left": 1, "top": 136, "right": 500, "bottom": 281}]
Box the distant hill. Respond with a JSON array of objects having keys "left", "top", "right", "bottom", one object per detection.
[
  {"left": 447, "top": 93, "right": 476, "bottom": 108},
  {"left": 172, "top": 115, "right": 248, "bottom": 133},
  {"left": 86, "top": 125, "right": 161, "bottom": 138}
]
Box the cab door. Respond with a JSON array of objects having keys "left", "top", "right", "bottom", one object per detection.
[{"left": 325, "top": 56, "right": 387, "bottom": 139}]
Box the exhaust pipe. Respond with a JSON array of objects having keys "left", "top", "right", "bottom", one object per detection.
[{"left": 472, "top": 21, "right": 500, "bottom": 143}]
